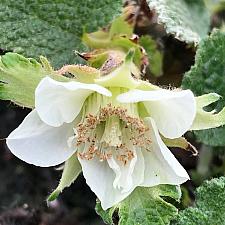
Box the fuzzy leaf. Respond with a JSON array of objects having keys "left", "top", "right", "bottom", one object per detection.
[
  {"left": 96, "top": 185, "right": 181, "bottom": 225},
  {"left": 0, "top": 53, "right": 68, "bottom": 108},
  {"left": 182, "top": 30, "right": 225, "bottom": 146},
  {"left": 146, "top": 0, "right": 210, "bottom": 44},
  {"left": 0, "top": 0, "right": 122, "bottom": 67},
  {"left": 173, "top": 177, "right": 225, "bottom": 225}
]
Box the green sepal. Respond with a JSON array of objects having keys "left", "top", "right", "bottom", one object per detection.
[
  {"left": 0, "top": 53, "right": 69, "bottom": 108},
  {"left": 95, "top": 49, "right": 140, "bottom": 89},
  {"left": 96, "top": 185, "right": 181, "bottom": 225},
  {"left": 47, "top": 155, "right": 81, "bottom": 202},
  {"left": 83, "top": 34, "right": 144, "bottom": 70},
  {"left": 82, "top": 15, "right": 145, "bottom": 69},
  {"left": 191, "top": 93, "right": 225, "bottom": 131},
  {"left": 109, "top": 16, "right": 133, "bottom": 38},
  {"left": 47, "top": 190, "right": 61, "bottom": 202},
  {"left": 139, "top": 35, "right": 163, "bottom": 77},
  {"left": 58, "top": 64, "right": 100, "bottom": 83},
  {"left": 111, "top": 37, "right": 144, "bottom": 69},
  {"left": 82, "top": 30, "right": 111, "bottom": 49},
  {"left": 95, "top": 202, "right": 117, "bottom": 225},
  {"left": 162, "top": 136, "right": 198, "bottom": 156},
  {"left": 77, "top": 49, "right": 109, "bottom": 69},
  {"left": 39, "top": 56, "right": 54, "bottom": 73},
  {"left": 83, "top": 15, "right": 134, "bottom": 49}
]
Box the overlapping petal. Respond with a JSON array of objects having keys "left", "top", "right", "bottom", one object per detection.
[
  {"left": 108, "top": 149, "right": 144, "bottom": 193},
  {"left": 35, "top": 77, "right": 112, "bottom": 127},
  {"left": 6, "top": 110, "right": 77, "bottom": 167},
  {"left": 79, "top": 150, "right": 144, "bottom": 210},
  {"left": 117, "top": 89, "right": 196, "bottom": 138},
  {"left": 140, "top": 118, "right": 189, "bottom": 186}
]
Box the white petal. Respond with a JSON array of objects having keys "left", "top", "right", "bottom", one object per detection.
[
  {"left": 107, "top": 149, "right": 144, "bottom": 193},
  {"left": 141, "top": 118, "right": 189, "bottom": 186},
  {"left": 6, "top": 110, "right": 77, "bottom": 167},
  {"left": 117, "top": 89, "right": 196, "bottom": 138},
  {"left": 35, "top": 77, "right": 112, "bottom": 127},
  {"left": 79, "top": 151, "right": 144, "bottom": 210}
]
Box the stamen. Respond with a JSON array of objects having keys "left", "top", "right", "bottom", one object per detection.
[{"left": 74, "top": 90, "right": 151, "bottom": 165}]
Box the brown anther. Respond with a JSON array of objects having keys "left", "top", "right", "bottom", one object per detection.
[{"left": 76, "top": 103, "right": 151, "bottom": 164}]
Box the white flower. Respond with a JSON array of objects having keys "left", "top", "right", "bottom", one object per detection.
[{"left": 6, "top": 74, "right": 196, "bottom": 210}]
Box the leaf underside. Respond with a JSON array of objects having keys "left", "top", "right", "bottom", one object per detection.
[{"left": 146, "top": 0, "right": 210, "bottom": 44}]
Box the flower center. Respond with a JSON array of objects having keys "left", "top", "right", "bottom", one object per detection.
[{"left": 75, "top": 88, "right": 151, "bottom": 165}]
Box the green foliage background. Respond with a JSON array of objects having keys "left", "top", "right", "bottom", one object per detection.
[{"left": 0, "top": 0, "right": 122, "bottom": 67}]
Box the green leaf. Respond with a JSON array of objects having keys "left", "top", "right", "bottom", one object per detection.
[
  {"left": 139, "top": 35, "right": 163, "bottom": 77},
  {"left": 0, "top": 53, "right": 68, "bottom": 108},
  {"left": 173, "top": 176, "right": 225, "bottom": 225},
  {"left": 0, "top": 0, "right": 122, "bottom": 67},
  {"left": 146, "top": 0, "right": 210, "bottom": 44},
  {"left": 182, "top": 30, "right": 225, "bottom": 146},
  {"left": 48, "top": 155, "right": 81, "bottom": 202},
  {"left": 96, "top": 185, "right": 181, "bottom": 225}
]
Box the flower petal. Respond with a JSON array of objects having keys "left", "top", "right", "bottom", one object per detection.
[
  {"left": 79, "top": 151, "right": 144, "bottom": 210},
  {"left": 140, "top": 118, "right": 189, "bottom": 186},
  {"left": 6, "top": 110, "right": 77, "bottom": 167},
  {"left": 117, "top": 89, "right": 196, "bottom": 138},
  {"left": 35, "top": 76, "right": 112, "bottom": 127},
  {"left": 107, "top": 149, "right": 144, "bottom": 193}
]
